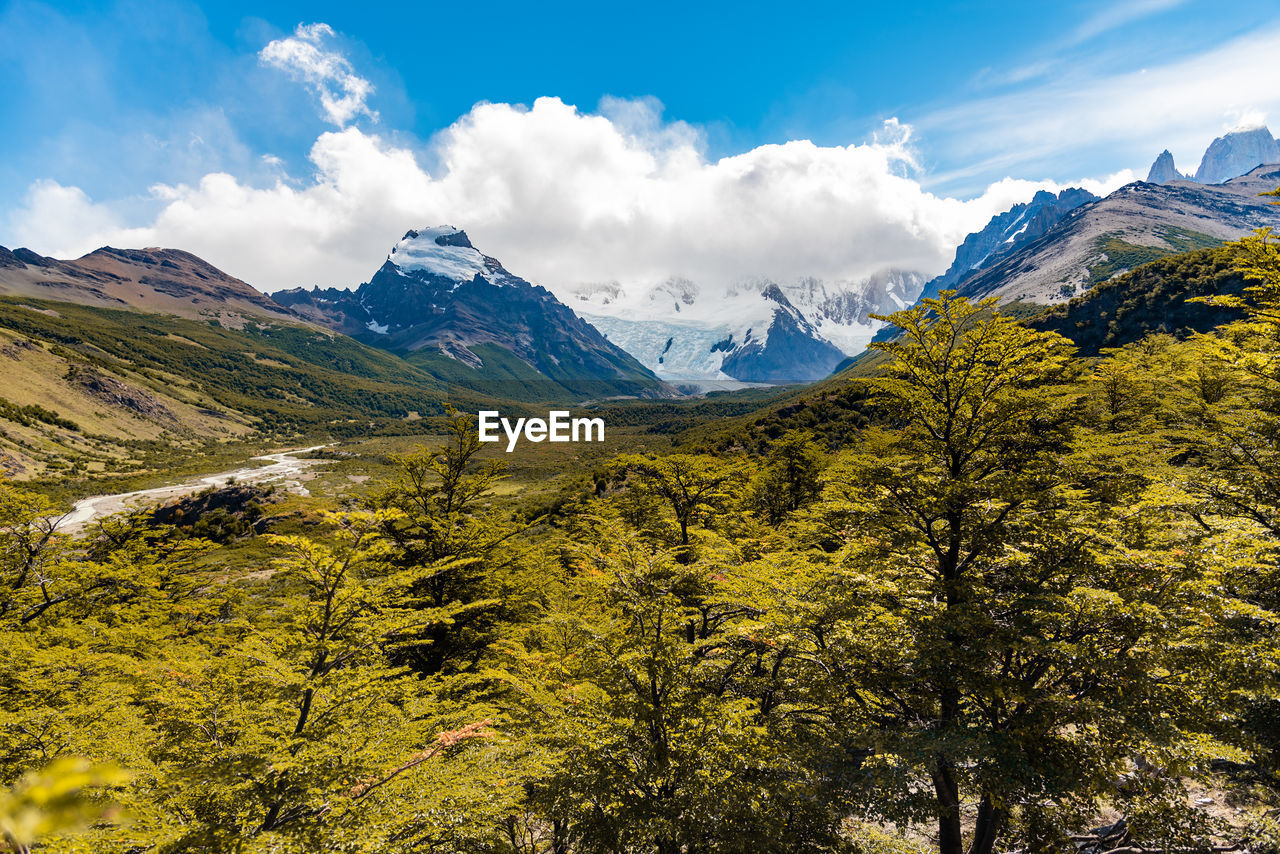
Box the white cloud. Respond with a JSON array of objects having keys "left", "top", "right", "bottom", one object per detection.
[
  {"left": 6, "top": 97, "right": 1122, "bottom": 299},
  {"left": 1225, "top": 108, "right": 1268, "bottom": 132},
  {"left": 260, "top": 23, "right": 376, "bottom": 127}
]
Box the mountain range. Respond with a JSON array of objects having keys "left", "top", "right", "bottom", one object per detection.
[
  {"left": 945, "top": 164, "right": 1280, "bottom": 305},
  {"left": 273, "top": 227, "right": 670, "bottom": 401},
  {"left": 1145, "top": 126, "right": 1280, "bottom": 185},
  {"left": 572, "top": 270, "right": 924, "bottom": 389},
  {"left": 0, "top": 120, "right": 1277, "bottom": 478}
]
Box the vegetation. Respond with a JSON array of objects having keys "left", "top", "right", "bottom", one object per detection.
[
  {"left": 1031, "top": 245, "right": 1248, "bottom": 354},
  {"left": 1082, "top": 227, "right": 1223, "bottom": 289},
  {"left": 3, "top": 223, "right": 1280, "bottom": 852}
]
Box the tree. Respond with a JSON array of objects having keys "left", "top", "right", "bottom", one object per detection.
[
  {"left": 1163, "top": 222, "right": 1280, "bottom": 818},
  {"left": 614, "top": 454, "right": 742, "bottom": 560},
  {"left": 526, "top": 526, "right": 848, "bottom": 853},
  {"left": 0, "top": 757, "right": 127, "bottom": 853},
  {"left": 749, "top": 431, "right": 826, "bottom": 525},
  {"left": 799, "top": 294, "right": 1243, "bottom": 854},
  {"left": 373, "top": 411, "right": 540, "bottom": 675},
  {"left": 139, "top": 510, "right": 500, "bottom": 852}
]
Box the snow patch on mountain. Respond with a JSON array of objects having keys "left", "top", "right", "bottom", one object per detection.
[
  {"left": 572, "top": 270, "right": 924, "bottom": 384},
  {"left": 388, "top": 226, "right": 516, "bottom": 287}
]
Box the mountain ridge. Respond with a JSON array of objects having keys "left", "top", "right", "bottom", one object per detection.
[
  {"left": 948, "top": 164, "right": 1280, "bottom": 305},
  {"left": 274, "top": 226, "right": 675, "bottom": 401},
  {"left": 0, "top": 244, "right": 296, "bottom": 323},
  {"left": 1145, "top": 126, "right": 1280, "bottom": 186}
]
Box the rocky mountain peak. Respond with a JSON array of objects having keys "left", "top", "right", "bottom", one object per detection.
[
  {"left": 400, "top": 225, "right": 474, "bottom": 249},
  {"left": 918, "top": 186, "right": 1098, "bottom": 301},
  {"left": 1193, "top": 126, "right": 1280, "bottom": 184},
  {"left": 273, "top": 226, "right": 671, "bottom": 399},
  {"left": 1146, "top": 149, "right": 1186, "bottom": 184},
  {"left": 385, "top": 225, "right": 514, "bottom": 287},
  {"left": 760, "top": 282, "right": 793, "bottom": 308}
]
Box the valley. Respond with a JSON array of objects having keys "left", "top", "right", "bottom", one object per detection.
[{"left": 3, "top": 110, "right": 1280, "bottom": 853}]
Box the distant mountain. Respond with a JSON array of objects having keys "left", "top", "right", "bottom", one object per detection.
[
  {"left": 572, "top": 270, "right": 924, "bottom": 388},
  {"left": 1146, "top": 150, "right": 1187, "bottom": 184},
  {"left": 919, "top": 188, "right": 1098, "bottom": 302},
  {"left": 0, "top": 286, "right": 499, "bottom": 479},
  {"left": 0, "top": 245, "right": 294, "bottom": 322},
  {"left": 1194, "top": 126, "right": 1280, "bottom": 183},
  {"left": 274, "top": 227, "right": 672, "bottom": 400},
  {"left": 1145, "top": 126, "right": 1280, "bottom": 185},
  {"left": 950, "top": 164, "right": 1280, "bottom": 305}
]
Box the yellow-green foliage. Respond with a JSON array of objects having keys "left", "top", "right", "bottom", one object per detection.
[{"left": 2, "top": 217, "right": 1280, "bottom": 854}]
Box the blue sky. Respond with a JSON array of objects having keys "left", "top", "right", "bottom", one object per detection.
[{"left": 2, "top": 0, "right": 1278, "bottom": 293}]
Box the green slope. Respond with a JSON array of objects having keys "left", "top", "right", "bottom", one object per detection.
[
  {"left": 1028, "top": 246, "right": 1248, "bottom": 355},
  {"left": 0, "top": 296, "right": 523, "bottom": 480}
]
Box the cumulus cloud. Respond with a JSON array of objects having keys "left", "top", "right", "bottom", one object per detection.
[
  {"left": 1225, "top": 108, "right": 1269, "bottom": 132},
  {"left": 7, "top": 96, "right": 1131, "bottom": 299},
  {"left": 260, "top": 23, "right": 376, "bottom": 127}
]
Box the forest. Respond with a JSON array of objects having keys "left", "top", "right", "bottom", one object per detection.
[{"left": 2, "top": 222, "right": 1280, "bottom": 853}]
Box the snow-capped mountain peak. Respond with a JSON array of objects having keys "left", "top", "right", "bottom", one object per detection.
[
  {"left": 272, "top": 226, "right": 671, "bottom": 399},
  {"left": 387, "top": 226, "right": 514, "bottom": 287}
]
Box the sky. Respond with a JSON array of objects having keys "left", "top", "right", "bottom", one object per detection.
[{"left": 1, "top": 0, "right": 1278, "bottom": 297}]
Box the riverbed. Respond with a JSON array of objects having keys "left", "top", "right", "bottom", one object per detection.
[{"left": 54, "top": 445, "right": 332, "bottom": 534}]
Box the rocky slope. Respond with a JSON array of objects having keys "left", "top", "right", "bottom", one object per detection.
[
  {"left": 274, "top": 227, "right": 672, "bottom": 400},
  {"left": 951, "top": 164, "right": 1280, "bottom": 305},
  {"left": 0, "top": 245, "right": 294, "bottom": 323},
  {"left": 1026, "top": 246, "right": 1247, "bottom": 355},
  {"left": 918, "top": 188, "right": 1098, "bottom": 301}
]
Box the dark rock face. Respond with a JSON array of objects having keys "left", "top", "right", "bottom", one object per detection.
[
  {"left": 150, "top": 484, "right": 284, "bottom": 542},
  {"left": 65, "top": 367, "right": 177, "bottom": 424},
  {"left": 275, "top": 227, "right": 672, "bottom": 399},
  {"left": 11, "top": 248, "right": 56, "bottom": 268},
  {"left": 919, "top": 188, "right": 1099, "bottom": 301}
]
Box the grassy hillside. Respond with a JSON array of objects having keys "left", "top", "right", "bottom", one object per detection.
[{"left": 0, "top": 296, "right": 513, "bottom": 480}]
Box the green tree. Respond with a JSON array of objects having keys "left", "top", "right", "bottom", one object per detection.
[
  {"left": 525, "top": 527, "right": 847, "bottom": 853},
  {"left": 139, "top": 510, "right": 501, "bottom": 852},
  {"left": 373, "top": 412, "right": 539, "bottom": 675},
  {"left": 614, "top": 454, "right": 742, "bottom": 559},
  {"left": 800, "top": 294, "right": 1244, "bottom": 853},
  {"left": 1164, "top": 223, "right": 1280, "bottom": 816},
  {"left": 749, "top": 431, "right": 826, "bottom": 526}
]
